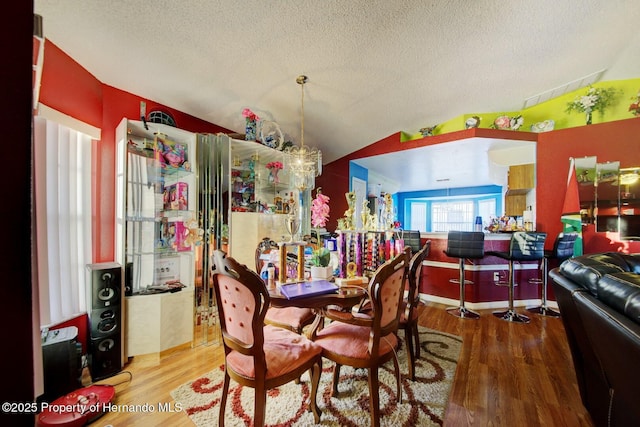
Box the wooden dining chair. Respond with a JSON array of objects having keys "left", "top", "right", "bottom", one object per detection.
[
  {"left": 254, "top": 237, "right": 316, "bottom": 335},
  {"left": 400, "top": 241, "right": 430, "bottom": 380},
  {"left": 211, "top": 250, "right": 322, "bottom": 427},
  {"left": 312, "top": 247, "right": 410, "bottom": 427}
]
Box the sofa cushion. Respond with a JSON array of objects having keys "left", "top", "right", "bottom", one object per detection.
[
  {"left": 597, "top": 272, "right": 640, "bottom": 325},
  {"left": 582, "top": 252, "right": 640, "bottom": 273},
  {"left": 618, "top": 253, "right": 640, "bottom": 274},
  {"left": 559, "top": 256, "right": 625, "bottom": 295}
]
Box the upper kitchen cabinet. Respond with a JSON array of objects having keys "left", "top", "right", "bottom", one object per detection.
[
  {"left": 506, "top": 164, "right": 535, "bottom": 195},
  {"left": 504, "top": 163, "right": 535, "bottom": 216}
]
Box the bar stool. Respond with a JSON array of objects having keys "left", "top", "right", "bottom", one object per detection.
[
  {"left": 444, "top": 230, "right": 485, "bottom": 319},
  {"left": 487, "top": 231, "right": 546, "bottom": 323},
  {"left": 526, "top": 232, "right": 578, "bottom": 317}
]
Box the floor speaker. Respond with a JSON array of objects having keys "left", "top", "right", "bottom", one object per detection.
[
  {"left": 86, "top": 262, "right": 123, "bottom": 380},
  {"left": 89, "top": 333, "right": 122, "bottom": 380},
  {"left": 89, "top": 306, "right": 121, "bottom": 337}
]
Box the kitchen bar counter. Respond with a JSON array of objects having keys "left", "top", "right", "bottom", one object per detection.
[{"left": 419, "top": 232, "right": 546, "bottom": 309}]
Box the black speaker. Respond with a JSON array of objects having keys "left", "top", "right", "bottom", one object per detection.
[
  {"left": 86, "top": 262, "right": 123, "bottom": 380},
  {"left": 89, "top": 306, "right": 121, "bottom": 337},
  {"left": 89, "top": 333, "right": 122, "bottom": 380},
  {"left": 87, "top": 265, "right": 121, "bottom": 308}
]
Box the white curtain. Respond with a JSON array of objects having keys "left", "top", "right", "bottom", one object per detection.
[{"left": 34, "top": 116, "right": 93, "bottom": 326}]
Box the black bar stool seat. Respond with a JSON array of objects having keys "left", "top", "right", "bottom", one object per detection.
[
  {"left": 526, "top": 232, "right": 578, "bottom": 317},
  {"left": 443, "top": 231, "right": 485, "bottom": 319},
  {"left": 486, "top": 232, "right": 546, "bottom": 323}
]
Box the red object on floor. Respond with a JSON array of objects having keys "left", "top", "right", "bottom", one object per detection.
[{"left": 36, "top": 384, "right": 115, "bottom": 427}]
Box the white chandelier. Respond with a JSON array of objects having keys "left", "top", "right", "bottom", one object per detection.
[{"left": 286, "top": 75, "right": 322, "bottom": 191}]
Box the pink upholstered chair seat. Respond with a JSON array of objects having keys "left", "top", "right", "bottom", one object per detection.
[
  {"left": 227, "top": 325, "right": 322, "bottom": 379},
  {"left": 265, "top": 306, "right": 315, "bottom": 332},
  {"left": 315, "top": 320, "right": 398, "bottom": 360}
]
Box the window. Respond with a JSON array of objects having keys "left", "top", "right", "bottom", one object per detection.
[
  {"left": 409, "top": 202, "right": 427, "bottom": 232},
  {"left": 405, "top": 194, "right": 499, "bottom": 232},
  {"left": 478, "top": 199, "right": 496, "bottom": 229},
  {"left": 34, "top": 116, "right": 94, "bottom": 326},
  {"left": 431, "top": 201, "right": 475, "bottom": 232}
]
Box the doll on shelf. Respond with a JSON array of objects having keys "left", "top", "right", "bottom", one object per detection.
[{"left": 163, "top": 143, "right": 186, "bottom": 168}]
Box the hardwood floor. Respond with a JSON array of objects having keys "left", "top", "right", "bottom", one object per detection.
[{"left": 89, "top": 302, "right": 594, "bottom": 426}]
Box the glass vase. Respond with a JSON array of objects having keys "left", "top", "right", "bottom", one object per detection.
[
  {"left": 585, "top": 110, "right": 592, "bottom": 125},
  {"left": 268, "top": 167, "right": 280, "bottom": 184},
  {"left": 245, "top": 118, "right": 257, "bottom": 140}
]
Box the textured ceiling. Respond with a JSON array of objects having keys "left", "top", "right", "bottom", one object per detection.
[{"left": 34, "top": 0, "right": 640, "bottom": 188}]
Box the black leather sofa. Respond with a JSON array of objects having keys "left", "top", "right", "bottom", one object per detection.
[{"left": 549, "top": 253, "right": 640, "bottom": 427}]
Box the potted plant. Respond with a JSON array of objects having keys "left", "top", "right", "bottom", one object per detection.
[{"left": 310, "top": 247, "right": 332, "bottom": 280}]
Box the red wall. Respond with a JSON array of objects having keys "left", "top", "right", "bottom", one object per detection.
[
  {"left": 39, "top": 39, "right": 640, "bottom": 274},
  {"left": 39, "top": 41, "right": 103, "bottom": 128},
  {"left": 320, "top": 119, "right": 640, "bottom": 254},
  {"left": 536, "top": 117, "right": 640, "bottom": 254},
  {"left": 39, "top": 40, "right": 233, "bottom": 263}
]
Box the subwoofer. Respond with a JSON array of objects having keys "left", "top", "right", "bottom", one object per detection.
[{"left": 86, "top": 262, "right": 123, "bottom": 380}]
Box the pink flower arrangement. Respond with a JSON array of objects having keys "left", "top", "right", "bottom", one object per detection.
[
  {"left": 266, "top": 161, "right": 283, "bottom": 170},
  {"left": 492, "top": 116, "right": 511, "bottom": 130},
  {"left": 311, "top": 188, "right": 330, "bottom": 228},
  {"left": 242, "top": 108, "right": 259, "bottom": 122}
]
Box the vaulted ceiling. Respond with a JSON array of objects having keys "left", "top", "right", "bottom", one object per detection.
[{"left": 35, "top": 0, "right": 640, "bottom": 174}]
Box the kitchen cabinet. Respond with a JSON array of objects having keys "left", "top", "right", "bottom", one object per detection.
[
  {"left": 506, "top": 163, "right": 534, "bottom": 194},
  {"left": 505, "top": 194, "right": 527, "bottom": 217},
  {"left": 505, "top": 163, "right": 534, "bottom": 216}
]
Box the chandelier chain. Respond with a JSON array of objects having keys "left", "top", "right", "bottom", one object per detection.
[{"left": 297, "top": 75, "right": 307, "bottom": 147}]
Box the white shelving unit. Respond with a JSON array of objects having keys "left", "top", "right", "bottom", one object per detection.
[{"left": 115, "top": 118, "right": 197, "bottom": 357}]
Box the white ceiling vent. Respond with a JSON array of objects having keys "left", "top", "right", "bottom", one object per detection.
[{"left": 522, "top": 69, "right": 606, "bottom": 109}]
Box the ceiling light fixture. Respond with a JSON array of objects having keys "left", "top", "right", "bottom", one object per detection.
[{"left": 285, "top": 75, "right": 322, "bottom": 191}]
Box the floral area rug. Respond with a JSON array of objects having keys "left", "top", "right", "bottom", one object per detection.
[{"left": 170, "top": 327, "right": 462, "bottom": 426}]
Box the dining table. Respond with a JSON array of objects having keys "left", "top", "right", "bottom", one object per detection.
[{"left": 268, "top": 281, "right": 367, "bottom": 337}]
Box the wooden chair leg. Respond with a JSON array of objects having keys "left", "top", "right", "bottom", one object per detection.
[
  {"left": 412, "top": 323, "right": 421, "bottom": 359},
  {"left": 219, "top": 372, "right": 230, "bottom": 427},
  {"left": 368, "top": 368, "right": 381, "bottom": 427},
  {"left": 391, "top": 351, "right": 402, "bottom": 403},
  {"left": 309, "top": 361, "right": 322, "bottom": 423},
  {"left": 254, "top": 385, "right": 267, "bottom": 427},
  {"left": 332, "top": 364, "right": 342, "bottom": 395},
  {"left": 404, "top": 327, "right": 416, "bottom": 381}
]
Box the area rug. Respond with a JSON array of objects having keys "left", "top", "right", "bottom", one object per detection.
[{"left": 170, "top": 327, "right": 461, "bottom": 426}]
